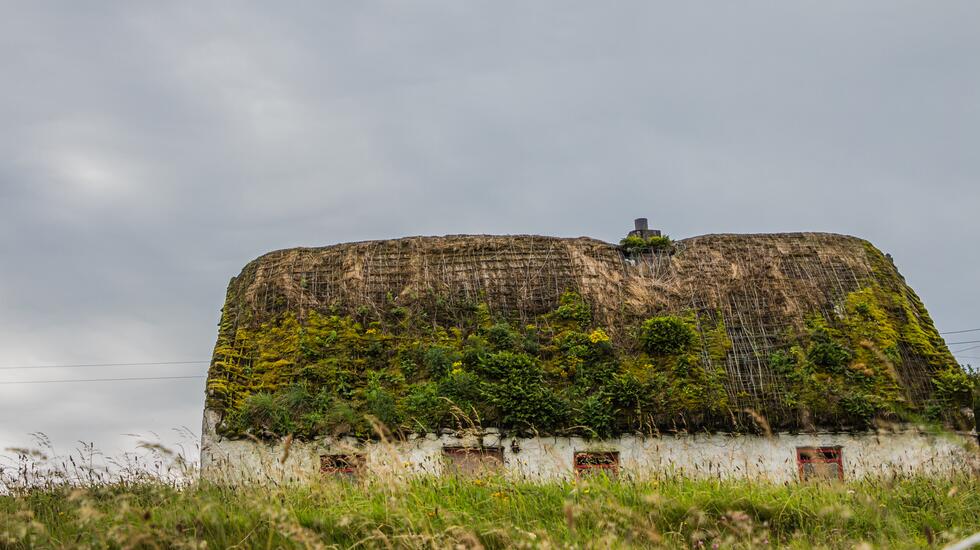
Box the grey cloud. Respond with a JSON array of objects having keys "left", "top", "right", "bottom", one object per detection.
[{"left": 1, "top": 1, "right": 978, "bottom": 462}]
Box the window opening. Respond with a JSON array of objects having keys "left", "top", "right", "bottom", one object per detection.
[
  {"left": 796, "top": 447, "right": 843, "bottom": 481},
  {"left": 320, "top": 454, "right": 363, "bottom": 478},
  {"left": 574, "top": 451, "right": 620, "bottom": 478}
]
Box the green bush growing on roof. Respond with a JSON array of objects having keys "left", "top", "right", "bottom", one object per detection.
[
  {"left": 551, "top": 290, "right": 592, "bottom": 328},
  {"left": 619, "top": 234, "right": 674, "bottom": 254},
  {"left": 639, "top": 316, "right": 697, "bottom": 356},
  {"left": 482, "top": 352, "right": 566, "bottom": 431}
]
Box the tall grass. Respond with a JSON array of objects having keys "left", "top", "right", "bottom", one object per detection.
[
  {"left": 2, "top": 473, "right": 979, "bottom": 547},
  {"left": 2, "top": 434, "right": 978, "bottom": 548}
]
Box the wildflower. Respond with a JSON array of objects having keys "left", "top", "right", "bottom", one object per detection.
[
  {"left": 588, "top": 328, "right": 610, "bottom": 344},
  {"left": 473, "top": 479, "right": 485, "bottom": 486},
  {"left": 451, "top": 361, "right": 464, "bottom": 376},
  {"left": 365, "top": 328, "right": 378, "bottom": 335}
]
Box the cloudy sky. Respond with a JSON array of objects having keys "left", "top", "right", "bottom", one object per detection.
[{"left": 1, "top": 2, "right": 978, "bottom": 464}]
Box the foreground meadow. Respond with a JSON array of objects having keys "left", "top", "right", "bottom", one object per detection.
[{"left": 1, "top": 473, "right": 979, "bottom": 549}]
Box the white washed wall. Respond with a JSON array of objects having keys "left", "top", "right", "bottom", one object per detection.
[{"left": 200, "top": 410, "right": 977, "bottom": 484}]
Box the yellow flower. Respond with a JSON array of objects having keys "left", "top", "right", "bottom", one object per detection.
[
  {"left": 473, "top": 479, "right": 485, "bottom": 486},
  {"left": 452, "top": 361, "right": 462, "bottom": 368},
  {"left": 451, "top": 367, "right": 463, "bottom": 376},
  {"left": 589, "top": 328, "right": 610, "bottom": 344},
  {"left": 365, "top": 328, "right": 378, "bottom": 335}
]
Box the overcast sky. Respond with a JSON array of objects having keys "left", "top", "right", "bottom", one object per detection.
[{"left": 1, "top": 2, "right": 978, "bottom": 465}]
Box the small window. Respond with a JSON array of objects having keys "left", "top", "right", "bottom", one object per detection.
[
  {"left": 442, "top": 447, "right": 504, "bottom": 476},
  {"left": 796, "top": 447, "right": 843, "bottom": 481},
  {"left": 574, "top": 451, "right": 619, "bottom": 478},
  {"left": 320, "top": 454, "right": 363, "bottom": 478}
]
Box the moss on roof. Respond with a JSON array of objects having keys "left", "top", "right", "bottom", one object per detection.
[{"left": 204, "top": 233, "right": 972, "bottom": 439}]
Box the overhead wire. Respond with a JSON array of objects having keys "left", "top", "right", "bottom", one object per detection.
[
  {"left": 941, "top": 328, "right": 980, "bottom": 335},
  {"left": 0, "top": 375, "right": 206, "bottom": 385},
  {"left": 0, "top": 360, "right": 209, "bottom": 371}
]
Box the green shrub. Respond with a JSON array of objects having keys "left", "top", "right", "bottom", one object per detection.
[
  {"left": 484, "top": 357, "right": 565, "bottom": 430},
  {"left": 363, "top": 376, "right": 401, "bottom": 428},
  {"left": 933, "top": 367, "right": 974, "bottom": 407},
  {"left": 423, "top": 346, "right": 456, "bottom": 378},
  {"left": 639, "top": 316, "right": 697, "bottom": 356},
  {"left": 619, "top": 234, "right": 674, "bottom": 254},
  {"left": 438, "top": 370, "right": 485, "bottom": 422},
  {"left": 485, "top": 322, "right": 520, "bottom": 351},
  {"left": 402, "top": 382, "right": 447, "bottom": 432},
  {"left": 551, "top": 291, "right": 592, "bottom": 328},
  {"left": 476, "top": 351, "right": 535, "bottom": 380},
  {"left": 807, "top": 340, "right": 852, "bottom": 372},
  {"left": 575, "top": 393, "right": 614, "bottom": 438}
]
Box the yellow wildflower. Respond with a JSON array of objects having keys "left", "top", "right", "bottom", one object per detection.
[{"left": 589, "top": 329, "right": 610, "bottom": 344}]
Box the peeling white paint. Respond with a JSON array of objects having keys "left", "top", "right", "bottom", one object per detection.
[{"left": 201, "top": 411, "right": 978, "bottom": 483}]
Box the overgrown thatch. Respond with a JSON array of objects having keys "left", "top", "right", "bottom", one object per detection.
[{"left": 205, "top": 233, "right": 970, "bottom": 438}]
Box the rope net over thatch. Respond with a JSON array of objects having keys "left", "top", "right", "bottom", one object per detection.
[{"left": 206, "top": 233, "right": 966, "bottom": 437}]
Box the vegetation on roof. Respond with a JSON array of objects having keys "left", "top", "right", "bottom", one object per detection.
[
  {"left": 207, "top": 284, "right": 974, "bottom": 440},
  {"left": 619, "top": 234, "right": 674, "bottom": 254}
]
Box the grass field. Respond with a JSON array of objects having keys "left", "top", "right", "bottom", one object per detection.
[{"left": 2, "top": 473, "right": 979, "bottom": 549}]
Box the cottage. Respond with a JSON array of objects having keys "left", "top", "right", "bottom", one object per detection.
[{"left": 201, "top": 223, "right": 976, "bottom": 482}]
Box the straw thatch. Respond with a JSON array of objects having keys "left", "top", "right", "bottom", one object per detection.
[{"left": 211, "top": 232, "right": 954, "bottom": 422}]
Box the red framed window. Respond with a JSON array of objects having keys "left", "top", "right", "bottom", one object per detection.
[
  {"left": 796, "top": 447, "right": 843, "bottom": 481},
  {"left": 574, "top": 451, "right": 619, "bottom": 478},
  {"left": 442, "top": 447, "right": 504, "bottom": 476},
  {"left": 320, "top": 454, "right": 363, "bottom": 477}
]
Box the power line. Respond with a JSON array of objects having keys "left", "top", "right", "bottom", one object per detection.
[
  {"left": 952, "top": 344, "right": 980, "bottom": 354},
  {"left": 946, "top": 340, "right": 980, "bottom": 346},
  {"left": 941, "top": 327, "right": 980, "bottom": 335},
  {"left": 0, "top": 375, "right": 206, "bottom": 386},
  {"left": 0, "top": 361, "right": 209, "bottom": 371}
]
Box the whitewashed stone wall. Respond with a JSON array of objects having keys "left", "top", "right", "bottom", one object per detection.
[{"left": 200, "top": 410, "right": 977, "bottom": 483}]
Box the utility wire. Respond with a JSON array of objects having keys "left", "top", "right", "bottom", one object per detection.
[
  {"left": 952, "top": 344, "right": 980, "bottom": 354},
  {"left": 0, "top": 375, "right": 206, "bottom": 386},
  {"left": 941, "top": 328, "right": 980, "bottom": 335},
  {"left": 946, "top": 339, "right": 980, "bottom": 346},
  {"left": 0, "top": 361, "right": 209, "bottom": 371}
]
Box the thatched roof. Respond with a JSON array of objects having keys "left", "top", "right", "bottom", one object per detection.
[{"left": 208, "top": 232, "right": 963, "bottom": 434}]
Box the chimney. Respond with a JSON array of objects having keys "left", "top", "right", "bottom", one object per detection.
[{"left": 628, "top": 217, "right": 661, "bottom": 239}]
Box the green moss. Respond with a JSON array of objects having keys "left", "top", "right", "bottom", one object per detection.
[
  {"left": 207, "top": 270, "right": 966, "bottom": 439},
  {"left": 619, "top": 234, "right": 674, "bottom": 254}
]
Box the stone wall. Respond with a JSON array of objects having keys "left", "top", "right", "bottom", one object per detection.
[{"left": 201, "top": 411, "right": 977, "bottom": 484}]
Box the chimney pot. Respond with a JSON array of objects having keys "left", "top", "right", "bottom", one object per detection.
[{"left": 634, "top": 218, "right": 648, "bottom": 231}]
